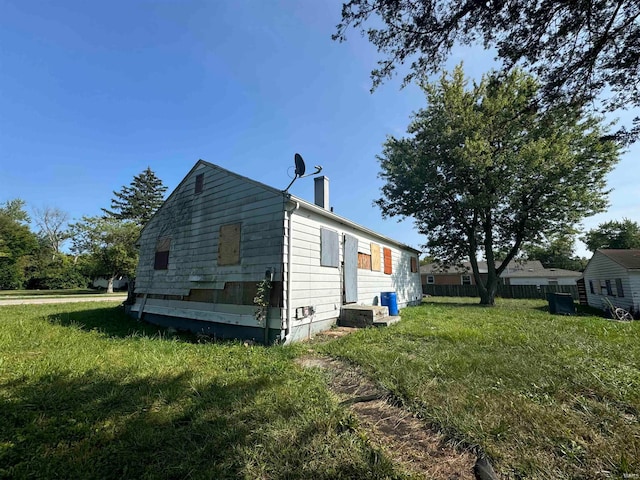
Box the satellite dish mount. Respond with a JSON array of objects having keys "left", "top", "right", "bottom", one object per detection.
[{"left": 283, "top": 153, "right": 322, "bottom": 192}]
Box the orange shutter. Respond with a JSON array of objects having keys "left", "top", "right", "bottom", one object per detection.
[{"left": 383, "top": 247, "right": 392, "bottom": 274}]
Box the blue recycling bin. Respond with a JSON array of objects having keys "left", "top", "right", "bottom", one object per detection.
[{"left": 381, "top": 291, "right": 399, "bottom": 316}]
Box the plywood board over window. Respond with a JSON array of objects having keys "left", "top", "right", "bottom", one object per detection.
[
  {"left": 383, "top": 247, "right": 392, "bottom": 274},
  {"left": 371, "top": 243, "right": 381, "bottom": 271},
  {"left": 358, "top": 252, "right": 372, "bottom": 270},
  {"left": 218, "top": 223, "right": 241, "bottom": 266},
  {"left": 320, "top": 228, "right": 339, "bottom": 267},
  {"left": 411, "top": 256, "right": 418, "bottom": 273}
]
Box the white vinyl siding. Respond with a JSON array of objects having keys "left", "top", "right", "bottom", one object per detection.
[
  {"left": 135, "top": 163, "right": 285, "bottom": 297},
  {"left": 583, "top": 251, "right": 639, "bottom": 312},
  {"left": 287, "top": 206, "right": 422, "bottom": 332}
]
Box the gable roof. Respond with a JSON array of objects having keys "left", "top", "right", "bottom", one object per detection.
[
  {"left": 420, "top": 260, "right": 544, "bottom": 275},
  {"left": 144, "top": 159, "right": 421, "bottom": 254},
  {"left": 504, "top": 267, "right": 582, "bottom": 278},
  {"left": 597, "top": 249, "right": 640, "bottom": 270}
]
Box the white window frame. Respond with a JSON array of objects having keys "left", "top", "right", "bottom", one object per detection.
[{"left": 461, "top": 275, "right": 472, "bottom": 285}]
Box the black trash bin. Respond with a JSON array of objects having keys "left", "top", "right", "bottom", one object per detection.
[{"left": 547, "top": 292, "right": 576, "bottom": 315}]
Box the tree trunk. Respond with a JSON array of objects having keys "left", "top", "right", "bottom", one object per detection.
[
  {"left": 479, "top": 279, "right": 497, "bottom": 305},
  {"left": 107, "top": 276, "right": 114, "bottom": 294}
]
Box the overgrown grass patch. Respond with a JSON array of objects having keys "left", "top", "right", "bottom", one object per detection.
[
  {"left": 317, "top": 297, "right": 640, "bottom": 479},
  {"left": 0, "top": 303, "right": 407, "bottom": 479}
]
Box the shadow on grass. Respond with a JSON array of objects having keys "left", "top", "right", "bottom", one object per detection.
[
  {"left": 0, "top": 367, "right": 397, "bottom": 479},
  {"left": 0, "top": 370, "right": 273, "bottom": 479},
  {"left": 46, "top": 306, "right": 193, "bottom": 340}
]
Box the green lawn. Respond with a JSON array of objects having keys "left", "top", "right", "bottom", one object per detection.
[
  {"left": 0, "top": 303, "right": 405, "bottom": 480},
  {"left": 2, "top": 299, "right": 638, "bottom": 479},
  {"left": 318, "top": 297, "right": 640, "bottom": 479}
]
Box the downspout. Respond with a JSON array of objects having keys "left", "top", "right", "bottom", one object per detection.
[{"left": 283, "top": 199, "right": 300, "bottom": 344}]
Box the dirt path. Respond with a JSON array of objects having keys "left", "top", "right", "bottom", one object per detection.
[
  {"left": 0, "top": 295, "right": 126, "bottom": 306},
  {"left": 296, "top": 352, "right": 478, "bottom": 479}
]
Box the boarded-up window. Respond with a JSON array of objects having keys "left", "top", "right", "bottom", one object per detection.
[
  {"left": 358, "top": 253, "right": 372, "bottom": 270},
  {"left": 616, "top": 278, "right": 624, "bottom": 297},
  {"left": 371, "top": 243, "right": 381, "bottom": 271},
  {"left": 218, "top": 223, "right": 241, "bottom": 266},
  {"left": 195, "top": 173, "right": 204, "bottom": 193},
  {"left": 410, "top": 256, "right": 418, "bottom": 273},
  {"left": 383, "top": 247, "right": 392, "bottom": 274},
  {"left": 320, "top": 228, "right": 339, "bottom": 267},
  {"left": 154, "top": 237, "right": 171, "bottom": 270}
]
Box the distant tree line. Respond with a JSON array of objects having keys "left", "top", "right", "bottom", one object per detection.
[{"left": 0, "top": 167, "right": 166, "bottom": 292}]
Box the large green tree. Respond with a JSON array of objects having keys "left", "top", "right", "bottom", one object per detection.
[
  {"left": 0, "top": 200, "right": 39, "bottom": 289},
  {"left": 522, "top": 233, "right": 588, "bottom": 272},
  {"left": 335, "top": 0, "right": 640, "bottom": 140},
  {"left": 583, "top": 219, "right": 640, "bottom": 252},
  {"left": 376, "top": 67, "right": 620, "bottom": 304},
  {"left": 102, "top": 167, "right": 167, "bottom": 227},
  {"left": 68, "top": 217, "right": 139, "bottom": 293}
]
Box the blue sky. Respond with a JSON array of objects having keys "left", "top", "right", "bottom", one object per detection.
[{"left": 1, "top": 0, "right": 637, "bottom": 258}]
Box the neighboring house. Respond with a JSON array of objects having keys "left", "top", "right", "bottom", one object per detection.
[
  {"left": 128, "top": 160, "right": 422, "bottom": 344},
  {"left": 420, "top": 260, "right": 545, "bottom": 286},
  {"left": 502, "top": 268, "right": 582, "bottom": 286},
  {"left": 93, "top": 276, "right": 128, "bottom": 290},
  {"left": 583, "top": 249, "right": 640, "bottom": 313}
]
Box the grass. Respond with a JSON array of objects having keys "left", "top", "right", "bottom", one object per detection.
[
  {"left": 0, "top": 303, "right": 407, "bottom": 480},
  {"left": 0, "top": 289, "right": 124, "bottom": 298},
  {"left": 317, "top": 297, "right": 640, "bottom": 479},
  {"left": 3, "top": 298, "right": 639, "bottom": 479}
]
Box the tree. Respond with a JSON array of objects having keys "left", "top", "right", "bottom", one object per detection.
[
  {"left": 32, "top": 206, "right": 70, "bottom": 258},
  {"left": 68, "top": 217, "right": 139, "bottom": 293},
  {"left": 0, "top": 199, "right": 30, "bottom": 224},
  {"left": 102, "top": 167, "right": 167, "bottom": 227},
  {"left": 583, "top": 219, "right": 640, "bottom": 252},
  {"left": 375, "top": 66, "right": 620, "bottom": 305},
  {"left": 0, "top": 205, "right": 39, "bottom": 289},
  {"left": 522, "top": 233, "right": 588, "bottom": 272},
  {"left": 334, "top": 0, "right": 640, "bottom": 140}
]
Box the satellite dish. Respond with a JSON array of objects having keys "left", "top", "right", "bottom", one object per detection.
[
  {"left": 283, "top": 152, "right": 323, "bottom": 192},
  {"left": 294, "top": 153, "right": 306, "bottom": 177}
]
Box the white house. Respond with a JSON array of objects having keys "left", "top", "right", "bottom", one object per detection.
[
  {"left": 128, "top": 160, "right": 422, "bottom": 344},
  {"left": 502, "top": 267, "right": 582, "bottom": 286},
  {"left": 583, "top": 249, "right": 640, "bottom": 313}
]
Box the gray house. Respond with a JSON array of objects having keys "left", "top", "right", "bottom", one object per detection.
[
  {"left": 128, "top": 160, "right": 422, "bottom": 344},
  {"left": 583, "top": 249, "right": 640, "bottom": 314}
]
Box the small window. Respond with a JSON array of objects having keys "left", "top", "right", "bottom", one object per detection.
[
  {"left": 195, "top": 173, "right": 204, "bottom": 194},
  {"left": 616, "top": 278, "right": 624, "bottom": 298},
  {"left": 410, "top": 256, "right": 418, "bottom": 273},
  {"left": 589, "top": 280, "right": 595, "bottom": 294},
  {"left": 605, "top": 280, "right": 613, "bottom": 296},
  {"left": 461, "top": 275, "right": 471, "bottom": 285},
  {"left": 383, "top": 247, "right": 392, "bottom": 275},
  {"left": 358, "top": 252, "right": 372, "bottom": 270},
  {"left": 154, "top": 237, "right": 171, "bottom": 270},
  {"left": 426, "top": 275, "right": 435, "bottom": 284}
]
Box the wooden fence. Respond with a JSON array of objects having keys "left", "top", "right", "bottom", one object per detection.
[{"left": 423, "top": 284, "right": 579, "bottom": 300}]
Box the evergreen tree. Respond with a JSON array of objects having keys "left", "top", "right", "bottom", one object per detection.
[{"left": 102, "top": 167, "right": 167, "bottom": 227}]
